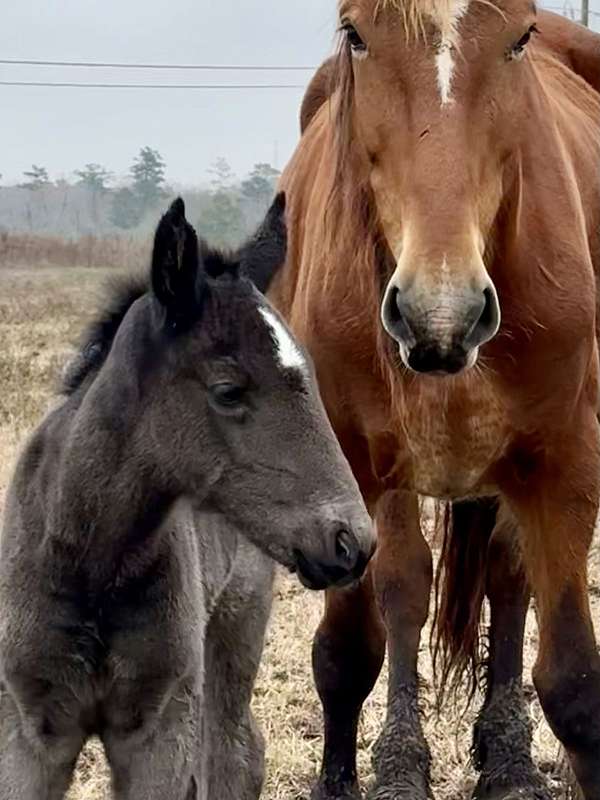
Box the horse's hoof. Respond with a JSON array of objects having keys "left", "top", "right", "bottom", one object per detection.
[
  {"left": 366, "top": 782, "right": 429, "bottom": 800},
  {"left": 472, "top": 776, "right": 553, "bottom": 800},
  {"left": 310, "top": 780, "right": 362, "bottom": 800}
]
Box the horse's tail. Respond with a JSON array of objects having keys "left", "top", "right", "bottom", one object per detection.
[{"left": 433, "top": 499, "right": 498, "bottom": 703}]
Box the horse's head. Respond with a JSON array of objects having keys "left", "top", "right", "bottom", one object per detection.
[
  {"left": 336, "top": 0, "right": 538, "bottom": 374},
  {"left": 147, "top": 196, "right": 375, "bottom": 589}
]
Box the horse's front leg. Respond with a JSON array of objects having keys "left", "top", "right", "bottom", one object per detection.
[
  {"left": 311, "top": 569, "right": 386, "bottom": 800},
  {"left": 505, "top": 413, "right": 600, "bottom": 800},
  {"left": 472, "top": 504, "right": 551, "bottom": 800},
  {"left": 368, "top": 490, "right": 433, "bottom": 800}
]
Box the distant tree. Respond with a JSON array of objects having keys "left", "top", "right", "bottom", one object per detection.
[
  {"left": 197, "top": 190, "right": 244, "bottom": 249},
  {"left": 131, "top": 147, "right": 166, "bottom": 211},
  {"left": 75, "top": 163, "right": 112, "bottom": 192},
  {"left": 21, "top": 165, "right": 49, "bottom": 190},
  {"left": 110, "top": 187, "right": 142, "bottom": 230},
  {"left": 195, "top": 157, "right": 245, "bottom": 247},
  {"left": 241, "top": 163, "right": 280, "bottom": 207},
  {"left": 208, "top": 157, "right": 236, "bottom": 191}
]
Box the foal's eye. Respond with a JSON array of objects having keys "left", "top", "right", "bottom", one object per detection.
[
  {"left": 210, "top": 382, "right": 246, "bottom": 409},
  {"left": 341, "top": 22, "right": 368, "bottom": 57},
  {"left": 509, "top": 24, "right": 538, "bottom": 60}
]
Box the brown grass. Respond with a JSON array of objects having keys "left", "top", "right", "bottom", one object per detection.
[
  {"left": 0, "top": 265, "right": 597, "bottom": 800},
  {"left": 0, "top": 232, "right": 150, "bottom": 271}
]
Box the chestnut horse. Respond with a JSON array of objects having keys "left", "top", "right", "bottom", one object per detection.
[{"left": 271, "top": 4, "right": 600, "bottom": 800}]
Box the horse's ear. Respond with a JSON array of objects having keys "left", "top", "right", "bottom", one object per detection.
[
  {"left": 151, "top": 198, "right": 205, "bottom": 328},
  {"left": 239, "top": 192, "right": 287, "bottom": 293}
]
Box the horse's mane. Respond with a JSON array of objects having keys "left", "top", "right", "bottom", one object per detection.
[
  {"left": 321, "top": 48, "right": 395, "bottom": 366},
  {"left": 375, "top": 0, "right": 499, "bottom": 40},
  {"left": 61, "top": 274, "right": 149, "bottom": 396}
]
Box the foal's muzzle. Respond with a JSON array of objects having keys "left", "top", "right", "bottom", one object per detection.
[
  {"left": 381, "top": 281, "right": 501, "bottom": 375},
  {"left": 293, "top": 526, "right": 375, "bottom": 591}
]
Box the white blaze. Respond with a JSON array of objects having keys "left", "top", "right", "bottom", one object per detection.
[
  {"left": 436, "top": 45, "right": 455, "bottom": 105},
  {"left": 434, "top": 0, "right": 469, "bottom": 106},
  {"left": 259, "top": 306, "right": 307, "bottom": 372}
]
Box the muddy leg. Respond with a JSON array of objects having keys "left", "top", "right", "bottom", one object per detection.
[
  {"left": 311, "top": 571, "right": 386, "bottom": 800},
  {"left": 368, "top": 491, "right": 433, "bottom": 800},
  {"left": 473, "top": 507, "right": 551, "bottom": 800},
  {"left": 506, "top": 419, "right": 600, "bottom": 800},
  {"left": 533, "top": 583, "right": 600, "bottom": 800}
]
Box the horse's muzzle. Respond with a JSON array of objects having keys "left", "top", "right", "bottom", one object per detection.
[{"left": 381, "top": 282, "right": 501, "bottom": 375}]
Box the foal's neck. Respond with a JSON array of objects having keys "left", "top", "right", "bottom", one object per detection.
[{"left": 48, "top": 303, "right": 194, "bottom": 588}]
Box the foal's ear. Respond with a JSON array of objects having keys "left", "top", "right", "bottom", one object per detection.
[
  {"left": 151, "top": 198, "right": 205, "bottom": 328},
  {"left": 239, "top": 192, "right": 287, "bottom": 293}
]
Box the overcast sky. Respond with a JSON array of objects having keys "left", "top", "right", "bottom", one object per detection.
[{"left": 1, "top": 0, "right": 598, "bottom": 187}]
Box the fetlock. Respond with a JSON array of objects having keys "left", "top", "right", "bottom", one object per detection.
[
  {"left": 472, "top": 683, "right": 551, "bottom": 800},
  {"left": 368, "top": 686, "right": 431, "bottom": 800}
]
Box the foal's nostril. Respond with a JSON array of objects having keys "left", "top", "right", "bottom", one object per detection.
[{"left": 335, "top": 529, "right": 359, "bottom": 570}]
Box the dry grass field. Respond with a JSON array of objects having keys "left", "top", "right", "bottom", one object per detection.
[{"left": 0, "top": 265, "right": 598, "bottom": 800}]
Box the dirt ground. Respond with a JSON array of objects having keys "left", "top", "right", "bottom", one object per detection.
[{"left": 0, "top": 265, "right": 597, "bottom": 800}]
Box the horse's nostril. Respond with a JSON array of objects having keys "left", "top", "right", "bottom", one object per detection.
[
  {"left": 382, "top": 285, "right": 415, "bottom": 345},
  {"left": 388, "top": 287, "right": 402, "bottom": 325},
  {"left": 467, "top": 286, "right": 501, "bottom": 348},
  {"left": 335, "top": 529, "right": 358, "bottom": 569},
  {"left": 480, "top": 288, "right": 495, "bottom": 330}
]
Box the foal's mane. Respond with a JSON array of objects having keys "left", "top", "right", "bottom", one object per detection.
[
  {"left": 61, "top": 240, "right": 254, "bottom": 398},
  {"left": 61, "top": 274, "right": 149, "bottom": 396}
]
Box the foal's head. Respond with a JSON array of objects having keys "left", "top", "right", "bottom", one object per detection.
[
  {"left": 335, "top": 0, "right": 540, "bottom": 374},
  {"left": 134, "top": 197, "right": 373, "bottom": 588}
]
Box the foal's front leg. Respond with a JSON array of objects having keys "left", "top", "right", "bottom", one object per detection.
[
  {"left": 0, "top": 690, "right": 83, "bottom": 800},
  {"left": 506, "top": 415, "right": 600, "bottom": 800},
  {"left": 368, "top": 490, "right": 433, "bottom": 800},
  {"left": 203, "top": 543, "right": 274, "bottom": 800},
  {"left": 103, "top": 686, "right": 203, "bottom": 800}
]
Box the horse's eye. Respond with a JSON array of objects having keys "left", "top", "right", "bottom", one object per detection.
[
  {"left": 510, "top": 24, "right": 538, "bottom": 59},
  {"left": 210, "top": 382, "right": 246, "bottom": 409},
  {"left": 341, "top": 23, "right": 367, "bottom": 56}
]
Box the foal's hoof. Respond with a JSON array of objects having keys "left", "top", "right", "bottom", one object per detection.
[{"left": 311, "top": 780, "right": 362, "bottom": 800}]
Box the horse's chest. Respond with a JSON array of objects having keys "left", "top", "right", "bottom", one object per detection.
[{"left": 400, "top": 379, "right": 509, "bottom": 499}]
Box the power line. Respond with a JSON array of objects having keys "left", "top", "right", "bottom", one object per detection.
[
  {"left": 0, "top": 58, "right": 316, "bottom": 71},
  {"left": 0, "top": 80, "right": 305, "bottom": 90},
  {"left": 543, "top": 4, "right": 600, "bottom": 13}
]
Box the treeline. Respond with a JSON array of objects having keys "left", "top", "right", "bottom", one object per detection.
[{"left": 0, "top": 149, "right": 280, "bottom": 258}]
